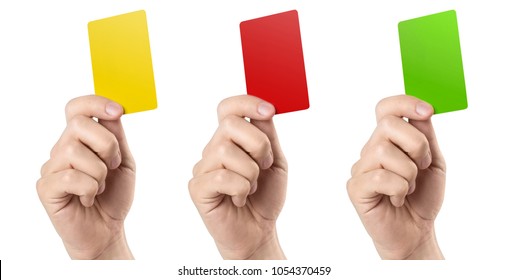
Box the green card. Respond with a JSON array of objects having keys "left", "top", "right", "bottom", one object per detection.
[{"left": 399, "top": 10, "right": 467, "bottom": 114}]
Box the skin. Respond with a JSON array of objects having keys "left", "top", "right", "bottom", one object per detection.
[
  {"left": 189, "top": 95, "right": 287, "bottom": 260},
  {"left": 347, "top": 95, "right": 446, "bottom": 260},
  {"left": 36, "top": 95, "right": 135, "bottom": 260}
]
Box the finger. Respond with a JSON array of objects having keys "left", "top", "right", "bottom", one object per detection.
[
  {"left": 210, "top": 115, "right": 272, "bottom": 169},
  {"left": 99, "top": 118, "right": 135, "bottom": 170},
  {"left": 347, "top": 169, "right": 410, "bottom": 208},
  {"left": 60, "top": 116, "right": 121, "bottom": 169},
  {"left": 362, "top": 116, "right": 431, "bottom": 170},
  {"left": 188, "top": 169, "right": 251, "bottom": 209},
  {"left": 375, "top": 95, "right": 434, "bottom": 123},
  {"left": 250, "top": 118, "right": 286, "bottom": 170},
  {"left": 194, "top": 142, "right": 260, "bottom": 189},
  {"left": 407, "top": 119, "right": 446, "bottom": 218},
  {"left": 41, "top": 142, "right": 108, "bottom": 192},
  {"left": 65, "top": 95, "right": 124, "bottom": 123},
  {"left": 95, "top": 119, "right": 136, "bottom": 212},
  {"left": 352, "top": 140, "right": 418, "bottom": 194},
  {"left": 217, "top": 95, "right": 275, "bottom": 122},
  {"left": 36, "top": 169, "right": 100, "bottom": 209},
  {"left": 409, "top": 119, "right": 446, "bottom": 171}
]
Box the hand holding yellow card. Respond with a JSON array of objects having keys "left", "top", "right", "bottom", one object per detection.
[{"left": 88, "top": 10, "right": 157, "bottom": 114}]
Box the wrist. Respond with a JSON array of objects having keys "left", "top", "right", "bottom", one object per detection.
[
  {"left": 403, "top": 230, "right": 444, "bottom": 260},
  {"left": 245, "top": 229, "right": 286, "bottom": 260},
  {"left": 93, "top": 229, "right": 134, "bottom": 260}
]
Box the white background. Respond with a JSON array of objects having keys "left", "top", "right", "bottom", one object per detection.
[{"left": 1, "top": 0, "right": 506, "bottom": 279}]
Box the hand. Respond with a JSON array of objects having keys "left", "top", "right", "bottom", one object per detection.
[
  {"left": 189, "top": 95, "right": 288, "bottom": 260},
  {"left": 36, "top": 95, "right": 136, "bottom": 259},
  {"left": 347, "top": 95, "right": 446, "bottom": 260}
]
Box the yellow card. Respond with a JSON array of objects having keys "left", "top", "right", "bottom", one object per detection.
[{"left": 88, "top": 10, "right": 157, "bottom": 114}]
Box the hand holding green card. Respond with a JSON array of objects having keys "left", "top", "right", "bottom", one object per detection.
[{"left": 399, "top": 10, "right": 467, "bottom": 114}]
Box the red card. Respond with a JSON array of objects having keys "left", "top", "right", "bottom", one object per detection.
[{"left": 240, "top": 10, "right": 309, "bottom": 114}]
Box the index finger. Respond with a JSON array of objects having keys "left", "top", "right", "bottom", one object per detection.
[
  {"left": 217, "top": 95, "right": 275, "bottom": 122},
  {"left": 65, "top": 95, "right": 124, "bottom": 122},
  {"left": 375, "top": 95, "right": 434, "bottom": 123}
]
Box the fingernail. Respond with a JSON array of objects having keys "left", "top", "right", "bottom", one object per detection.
[
  {"left": 111, "top": 152, "right": 121, "bottom": 169},
  {"left": 261, "top": 154, "right": 274, "bottom": 169},
  {"left": 421, "top": 152, "right": 432, "bottom": 169},
  {"left": 106, "top": 102, "right": 123, "bottom": 116},
  {"left": 415, "top": 102, "right": 433, "bottom": 116},
  {"left": 257, "top": 102, "right": 275, "bottom": 116}
]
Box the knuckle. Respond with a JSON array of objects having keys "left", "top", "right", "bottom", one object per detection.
[
  {"left": 49, "top": 144, "right": 59, "bottom": 159},
  {"left": 413, "top": 134, "right": 429, "bottom": 154},
  {"left": 359, "top": 143, "right": 370, "bottom": 158},
  {"left": 64, "top": 98, "right": 78, "bottom": 117},
  {"left": 374, "top": 141, "right": 391, "bottom": 158},
  {"left": 399, "top": 180, "right": 410, "bottom": 194},
  {"left": 252, "top": 134, "right": 270, "bottom": 155},
  {"left": 231, "top": 179, "right": 249, "bottom": 197},
  {"left": 350, "top": 163, "right": 357, "bottom": 176},
  {"left": 217, "top": 99, "right": 227, "bottom": 118},
  {"left": 378, "top": 116, "right": 395, "bottom": 131},
  {"left": 85, "top": 181, "right": 100, "bottom": 197},
  {"left": 346, "top": 177, "right": 355, "bottom": 193},
  {"left": 201, "top": 141, "right": 212, "bottom": 158},
  {"left": 213, "top": 169, "right": 230, "bottom": 185},
  {"left": 35, "top": 177, "right": 46, "bottom": 195},
  {"left": 101, "top": 134, "right": 119, "bottom": 156},
  {"left": 187, "top": 177, "right": 198, "bottom": 194},
  {"left": 60, "top": 169, "right": 78, "bottom": 185},
  {"left": 239, "top": 180, "right": 251, "bottom": 196},
  {"left": 68, "top": 115, "right": 87, "bottom": 131},
  {"left": 40, "top": 160, "right": 50, "bottom": 176},
  {"left": 63, "top": 142, "right": 80, "bottom": 158},
  {"left": 192, "top": 161, "right": 202, "bottom": 177},
  {"left": 220, "top": 115, "right": 237, "bottom": 131},
  {"left": 217, "top": 97, "right": 237, "bottom": 120},
  {"left": 216, "top": 142, "right": 231, "bottom": 157},
  {"left": 371, "top": 169, "right": 388, "bottom": 184},
  {"left": 375, "top": 97, "right": 389, "bottom": 118},
  {"left": 374, "top": 101, "right": 383, "bottom": 117},
  {"left": 246, "top": 161, "right": 260, "bottom": 182},
  {"left": 96, "top": 161, "right": 108, "bottom": 183},
  {"left": 62, "top": 169, "right": 77, "bottom": 184},
  {"left": 407, "top": 161, "right": 418, "bottom": 181},
  {"left": 350, "top": 160, "right": 360, "bottom": 176}
]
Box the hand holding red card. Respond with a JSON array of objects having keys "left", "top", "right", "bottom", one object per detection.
[{"left": 240, "top": 10, "right": 310, "bottom": 114}]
